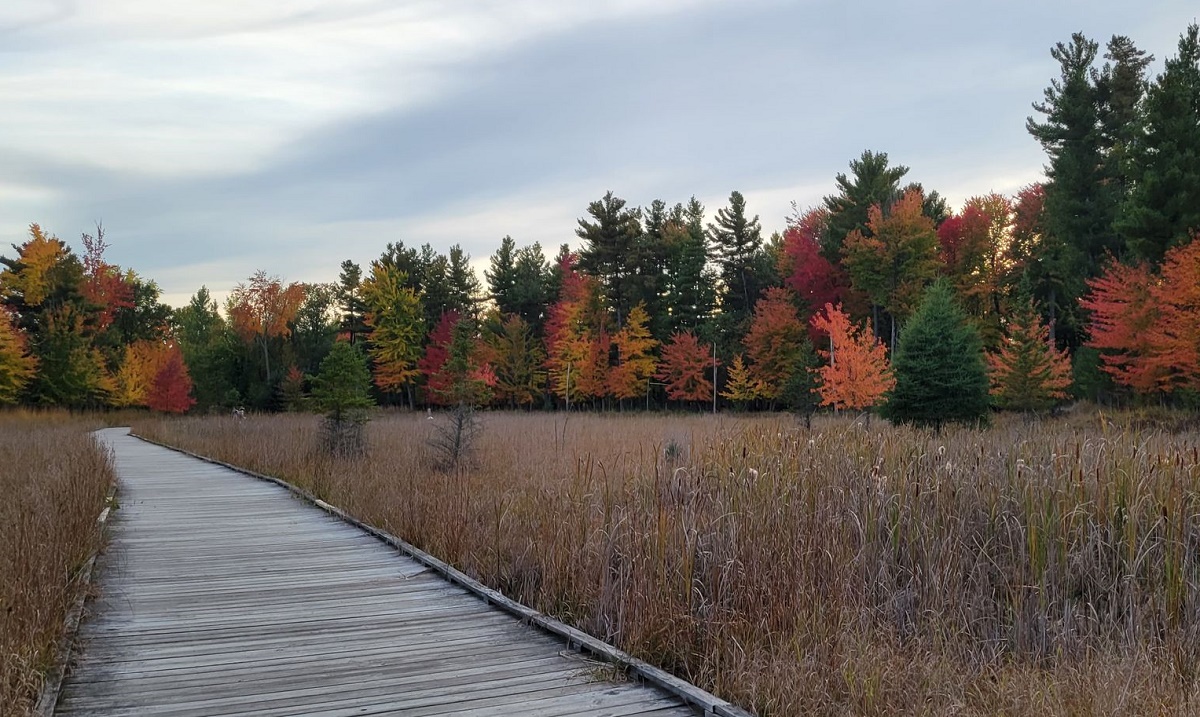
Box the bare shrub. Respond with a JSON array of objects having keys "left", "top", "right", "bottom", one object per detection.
[{"left": 428, "top": 404, "right": 480, "bottom": 470}]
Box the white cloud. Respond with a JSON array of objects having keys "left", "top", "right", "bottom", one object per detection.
[{"left": 0, "top": 0, "right": 720, "bottom": 177}]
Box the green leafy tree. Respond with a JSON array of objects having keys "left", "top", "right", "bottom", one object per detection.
[
  {"left": 882, "top": 282, "right": 990, "bottom": 432},
  {"left": 290, "top": 282, "right": 338, "bottom": 374},
  {"left": 482, "top": 312, "right": 544, "bottom": 408},
  {"left": 842, "top": 188, "right": 941, "bottom": 349}
]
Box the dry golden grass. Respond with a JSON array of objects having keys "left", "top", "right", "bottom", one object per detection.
[
  {"left": 134, "top": 409, "right": 1200, "bottom": 716},
  {"left": 0, "top": 410, "right": 113, "bottom": 717}
]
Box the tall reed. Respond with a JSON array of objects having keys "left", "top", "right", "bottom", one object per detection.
[
  {"left": 135, "top": 410, "right": 1200, "bottom": 715},
  {"left": 0, "top": 412, "right": 112, "bottom": 717}
]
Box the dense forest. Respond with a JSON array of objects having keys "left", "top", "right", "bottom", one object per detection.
[{"left": 2, "top": 25, "right": 1198, "bottom": 416}]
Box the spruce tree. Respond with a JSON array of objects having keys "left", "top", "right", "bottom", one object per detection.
[{"left": 882, "top": 282, "right": 989, "bottom": 432}]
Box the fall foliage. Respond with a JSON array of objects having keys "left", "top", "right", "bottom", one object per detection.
[
  {"left": 811, "top": 303, "right": 893, "bottom": 412},
  {"left": 989, "top": 298, "right": 1073, "bottom": 411},
  {"left": 655, "top": 331, "right": 716, "bottom": 403},
  {"left": 0, "top": 308, "right": 36, "bottom": 404}
]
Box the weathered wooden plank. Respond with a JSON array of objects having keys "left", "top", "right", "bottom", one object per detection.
[{"left": 55, "top": 429, "right": 712, "bottom": 716}]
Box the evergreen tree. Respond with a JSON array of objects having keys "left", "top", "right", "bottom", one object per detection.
[
  {"left": 882, "top": 282, "right": 989, "bottom": 432},
  {"left": 311, "top": 340, "right": 374, "bottom": 458},
  {"left": 707, "top": 190, "right": 763, "bottom": 326},
  {"left": 822, "top": 150, "right": 909, "bottom": 261},
  {"left": 988, "top": 297, "right": 1073, "bottom": 412},
  {"left": 446, "top": 244, "right": 482, "bottom": 320},
  {"left": 511, "top": 243, "right": 553, "bottom": 333},
  {"left": 576, "top": 191, "right": 644, "bottom": 328},
  {"left": 1027, "top": 32, "right": 1109, "bottom": 347},
  {"left": 173, "top": 286, "right": 237, "bottom": 411},
  {"left": 1094, "top": 36, "right": 1154, "bottom": 209},
  {"left": 336, "top": 260, "right": 369, "bottom": 345},
  {"left": 486, "top": 236, "right": 518, "bottom": 315},
  {"left": 662, "top": 198, "right": 715, "bottom": 335},
  {"left": 1118, "top": 24, "right": 1200, "bottom": 263}
]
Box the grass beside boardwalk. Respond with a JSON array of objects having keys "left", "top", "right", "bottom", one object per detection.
[
  {"left": 135, "top": 410, "right": 1200, "bottom": 716},
  {"left": 0, "top": 412, "right": 113, "bottom": 717}
]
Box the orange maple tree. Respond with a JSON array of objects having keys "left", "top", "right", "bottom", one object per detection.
[
  {"left": 1144, "top": 237, "right": 1200, "bottom": 393},
  {"left": 227, "top": 271, "right": 306, "bottom": 383},
  {"left": 1079, "top": 259, "right": 1161, "bottom": 393},
  {"left": 654, "top": 331, "right": 716, "bottom": 404},
  {"left": 810, "top": 303, "right": 894, "bottom": 411},
  {"left": 743, "top": 287, "right": 806, "bottom": 401}
]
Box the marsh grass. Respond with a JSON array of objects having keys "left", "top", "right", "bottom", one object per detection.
[
  {"left": 0, "top": 411, "right": 113, "bottom": 717},
  {"left": 134, "top": 409, "right": 1200, "bottom": 715}
]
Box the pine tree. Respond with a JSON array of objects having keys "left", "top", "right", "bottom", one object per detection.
[
  {"left": 486, "top": 236, "right": 519, "bottom": 316},
  {"left": 446, "top": 245, "right": 482, "bottom": 320},
  {"left": 336, "top": 260, "right": 369, "bottom": 345},
  {"left": 707, "top": 191, "right": 763, "bottom": 326},
  {"left": 1027, "top": 32, "right": 1109, "bottom": 347},
  {"left": 988, "top": 298, "right": 1073, "bottom": 412},
  {"left": 576, "top": 191, "right": 644, "bottom": 328},
  {"left": 661, "top": 198, "right": 715, "bottom": 334},
  {"left": 822, "top": 150, "right": 909, "bottom": 261},
  {"left": 311, "top": 340, "right": 374, "bottom": 457},
  {"left": 1117, "top": 24, "right": 1200, "bottom": 263},
  {"left": 882, "top": 282, "right": 989, "bottom": 432}
]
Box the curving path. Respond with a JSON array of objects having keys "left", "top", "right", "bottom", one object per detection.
[{"left": 55, "top": 428, "right": 701, "bottom": 716}]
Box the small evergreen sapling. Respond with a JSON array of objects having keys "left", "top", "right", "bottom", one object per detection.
[{"left": 882, "top": 282, "right": 989, "bottom": 432}]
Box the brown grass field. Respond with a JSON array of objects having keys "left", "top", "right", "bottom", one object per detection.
[
  {"left": 132, "top": 409, "right": 1200, "bottom": 716},
  {"left": 0, "top": 412, "right": 113, "bottom": 717}
]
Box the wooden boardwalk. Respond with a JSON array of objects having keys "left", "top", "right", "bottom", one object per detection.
[{"left": 56, "top": 428, "right": 701, "bottom": 716}]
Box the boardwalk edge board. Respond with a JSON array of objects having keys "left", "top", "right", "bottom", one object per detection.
[
  {"left": 131, "top": 432, "right": 754, "bottom": 717},
  {"left": 35, "top": 468, "right": 118, "bottom": 717}
]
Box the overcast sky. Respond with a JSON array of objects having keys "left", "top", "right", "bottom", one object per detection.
[{"left": 1, "top": 1, "right": 1197, "bottom": 306}]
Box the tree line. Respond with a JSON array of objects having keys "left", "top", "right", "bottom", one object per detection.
[{"left": 1, "top": 24, "right": 1197, "bottom": 421}]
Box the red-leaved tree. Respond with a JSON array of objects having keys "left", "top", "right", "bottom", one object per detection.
[{"left": 655, "top": 331, "right": 717, "bottom": 405}]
